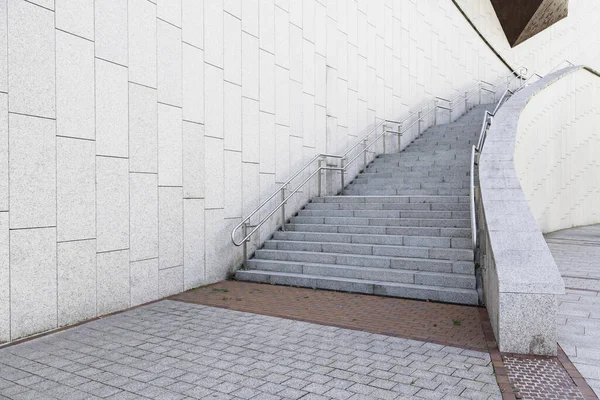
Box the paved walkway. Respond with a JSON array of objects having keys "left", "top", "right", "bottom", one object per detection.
[
  {"left": 0, "top": 300, "right": 500, "bottom": 400},
  {"left": 547, "top": 224, "right": 600, "bottom": 396}
]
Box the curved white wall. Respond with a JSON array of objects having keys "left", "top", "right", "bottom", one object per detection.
[
  {"left": 514, "top": 67, "right": 600, "bottom": 233},
  {"left": 456, "top": 0, "right": 600, "bottom": 74}
]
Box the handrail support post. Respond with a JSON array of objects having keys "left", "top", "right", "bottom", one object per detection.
[
  {"left": 382, "top": 124, "right": 387, "bottom": 157},
  {"left": 317, "top": 158, "right": 323, "bottom": 197},
  {"left": 478, "top": 83, "right": 482, "bottom": 104},
  {"left": 448, "top": 102, "right": 452, "bottom": 123},
  {"left": 363, "top": 139, "right": 368, "bottom": 169},
  {"left": 242, "top": 222, "right": 248, "bottom": 267},
  {"left": 433, "top": 100, "right": 437, "bottom": 125},
  {"left": 464, "top": 91, "right": 468, "bottom": 112},
  {"left": 281, "top": 186, "right": 287, "bottom": 231},
  {"left": 417, "top": 111, "right": 422, "bottom": 134},
  {"left": 397, "top": 123, "right": 402, "bottom": 153},
  {"left": 340, "top": 159, "right": 345, "bottom": 195}
]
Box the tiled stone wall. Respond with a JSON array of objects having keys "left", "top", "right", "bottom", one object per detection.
[{"left": 0, "top": 0, "right": 515, "bottom": 343}]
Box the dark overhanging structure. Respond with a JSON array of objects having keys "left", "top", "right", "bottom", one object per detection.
[{"left": 490, "top": 0, "right": 569, "bottom": 47}]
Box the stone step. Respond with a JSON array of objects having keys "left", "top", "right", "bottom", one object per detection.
[
  {"left": 358, "top": 171, "right": 470, "bottom": 179},
  {"left": 350, "top": 178, "right": 470, "bottom": 187},
  {"left": 346, "top": 182, "right": 469, "bottom": 190},
  {"left": 289, "top": 216, "right": 471, "bottom": 228},
  {"left": 375, "top": 151, "right": 470, "bottom": 159},
  {"left": 244, "top": 259, "right": 475, "bottom": 288},
  {"left": 262, "top": 239, "right": 473, "bottom": 261},
  {"left": 343, "top": 188, "right": 469, "bottom": 196},
  {"left": 312, "top": 195, "right": 470, "bottom": 204},
  {"left": 272, "top": 231, "right": 471, "bottom": 249},
  {"left": 253, "top": 249, "right": 474, "bottom": 273},
  {"left": 285, "top": 223, "right": 472, "bottom": 238},
  {"left": 305, "top": 201, "right": 470, "bottom": 211},
  {"left": 409, "top": 137, "right": 479, "bottom": 145},
  {"left": 352, "top": 172, "right": 469, "bottom": 184},
  {"left": 365, "top": 159, "right": 469, "bottom": 168},
  {"left": 297, "top": 209, "right": 470, "bottom": 219},
  {"left": 364, "top": 165, "right": 460, "bottom": 173},
  {"left": 235, "top": 270, "right": 479, "bottom": 305}
]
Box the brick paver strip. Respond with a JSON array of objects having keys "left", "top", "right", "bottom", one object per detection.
[
  {"left": 502, "top": 354, "right": 586, "bottom": 399},
  {"left": 170, "top": 280, "right": 488, "bottom": 350}
]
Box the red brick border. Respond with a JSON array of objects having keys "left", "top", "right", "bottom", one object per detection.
[
  {"left": 478, "top": 308, "right": 598, "bottom": 400},
  {"left": 479, "top": 308, "right": 517, "bottom": 399},
  {"left": 558, "top": 345, "right": 599, "bottom": 399}
]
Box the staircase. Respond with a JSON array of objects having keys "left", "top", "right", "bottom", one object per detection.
[{"left": 236, "top": 104, "right": 495, "bottom": 305}]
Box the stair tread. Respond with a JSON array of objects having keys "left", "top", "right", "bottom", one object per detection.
[
  {"left": 265, "top": 239, "right": 472, "bottom": 253},
  {"left": 247, "top": 259, "right": 475, "bottom": 278},
  {"left": 275, "top": 231, "right": 470, "bottom": 245},
  {"left": 237, "top": 270, "right": 477, "bottom": 294},
  {"left": 255, "top": 248, "right": 472, "bottom": 264}
]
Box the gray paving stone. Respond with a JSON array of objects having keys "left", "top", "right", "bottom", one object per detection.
[{"left": 0, "top": 300, "right": 499, "bottom": 400}]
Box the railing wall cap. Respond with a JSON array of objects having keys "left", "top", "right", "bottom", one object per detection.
[{"left": 478, "top": 66, "right": 590, "bottom": 297}]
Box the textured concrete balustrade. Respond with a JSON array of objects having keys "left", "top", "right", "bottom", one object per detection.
[{"left": 478, "top": 66, "right": 600, "bottom": 355}]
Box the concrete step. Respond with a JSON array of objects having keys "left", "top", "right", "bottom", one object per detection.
[
  {"left": 235, "top": 270, "right": 478, "bottom": 305},
  {"left": 304, "top": 201, "right": 470, "bottom": 211},
  {"left": 374, "top": 152, "right": 470, "bottom": 160},
  {"left": 289, "top": 216, "right": 471, "bottom": 228},
  {"left": 351, "top": 176, "right": 470, "bottom": 184},
  {"left": 365, "top": 159, "right": 469, "bottom": 168},
  {"left": 343, "top": 188, "right": 469, "bottom": 196},
  {"left": 252, "top": 249, "right": 474, "bottom": 274},
  {"left": 312, "top": 195, "right": 470, "bottom": 204},
  {"left": 272, "top": 231, "right": 472, "bottom": 249},
  {"left": 285, "top": 223, "right": 472, "bottom": 238},
  {"left": 364, "top": 165, "right": 460, "bottom": 173},
  {"left": 297, "top": 209, "right": 470, "bottom": 219},
  {"left": 358, "top": 172, "right": 470, "bottom": 179},
  {"left": 346, "top": 182, "right": 469, "bottom": 190},
  {"left": 262, "top": 239, "right": 473, "bottom": 261},
  {"left": 244, "top": 259, "right": 475, "bottom": 288}
]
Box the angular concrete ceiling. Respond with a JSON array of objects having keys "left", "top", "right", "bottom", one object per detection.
[{"left": 490, "top": 0, "right": 569, "bottom": 47}]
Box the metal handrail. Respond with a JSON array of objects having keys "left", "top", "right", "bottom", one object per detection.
[
  {"left": 470, "top": 145, "right": 477, "bottom": 251},
  {"left": 232, "top": 66, "right": 531, "bottom": 264},
  {"left": 468, "top": 65, "right": 548, "bottom": 253},
  {"left": 548, "top": 59, "right": 574, "bottom": 74}
]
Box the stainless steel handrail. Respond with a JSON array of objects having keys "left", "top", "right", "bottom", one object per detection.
[
  {"left": 470, "top": 145, "right": 477, "bottom": 250},
  {"left": 548, "top": 59, "right": 574, "bottom": 74},
  {"left": 232, "top": 66, "right": 531, "bottom": 264},
  {"left": 468, "top": 65, "right": 547, "bottom": 253}
]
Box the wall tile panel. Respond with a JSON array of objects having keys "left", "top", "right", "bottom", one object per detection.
[
  {"left": 57, "top": 137, "right": 95, "bottom": 242},
  {"left": 9, "top": 114, "right": 55, "bottom": 229}
]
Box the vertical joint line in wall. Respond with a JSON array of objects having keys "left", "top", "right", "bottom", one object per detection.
[
  {"left": 54, "top": 3, "right": 58, "bottom": 329},
  {"left": 126, "top": 0, "right": 131, "bottom": 307},
  {"left": 94, "top": 0, "right": 98, "bottom": 317},
  {"left": 6, "top": 0, "right": 10, "bottom": 339},
  {"left": 181, "top": 0, "right": 185, "bottom": 291},
  {"left": 155, "top": 0, "right": 160, "bottom": 299}
]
